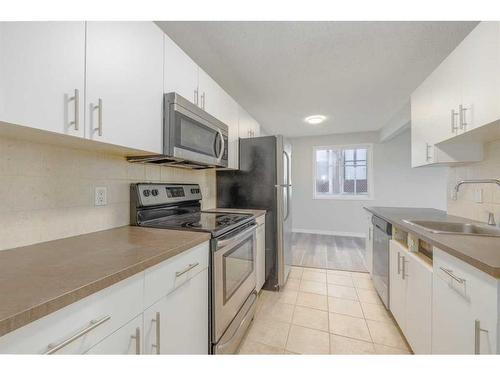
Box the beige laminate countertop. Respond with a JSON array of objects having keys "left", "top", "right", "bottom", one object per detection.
[
  {"left": 204, "top": 208, "right": 267, "bottom": 218},
  {"left": 364, "top": 207, "right": 500, "bottom": 279},
  {"left": 0, "top": 226, "right": 210, "bottom": 338}
]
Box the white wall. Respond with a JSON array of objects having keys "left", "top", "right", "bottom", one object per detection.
[
  {"left": 0, "top": 136, "right": 216, "bottom": 251},
  {"left": 291, "top": 129, "right": 448, "bottom": 236}
]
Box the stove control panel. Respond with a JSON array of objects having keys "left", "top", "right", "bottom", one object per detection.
[{"left": 133, "top": 183, "right": 202, "bottom": 207}]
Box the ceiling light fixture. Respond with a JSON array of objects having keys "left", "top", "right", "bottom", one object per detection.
[{"left": 305, "top": 115, "right": 326, "bottom": 125}]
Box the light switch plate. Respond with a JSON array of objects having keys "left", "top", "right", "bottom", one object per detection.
[{"left": 95, "top": 186, "right": 107, "bottom": 206}]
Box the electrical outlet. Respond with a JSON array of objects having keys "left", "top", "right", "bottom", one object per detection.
[
  {"left": 474, "top": 188, "right": 483, "bottom": 204},
  {"left": 95, "top": 187, "right": 107, "bottom": 206}
]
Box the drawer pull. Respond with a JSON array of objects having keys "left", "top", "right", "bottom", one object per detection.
[
  {"left": 151, "top": 312, "right": 161, "bottom": 354},
  {"left": 45, "top": 315, "right": 111, "bottom": 354},
  {"left": 439, "top": 267, "right": 465, "bottom": 284},
  {"left": 175, "top": 262, "right": 199, "bottom": 278},
  {"left": 131, "top": 327, "right": 141, "bottom": 355}
]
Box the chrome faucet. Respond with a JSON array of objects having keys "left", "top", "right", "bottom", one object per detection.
[{"left": 454, "top": 179, "right": 500, "bottom": 194}]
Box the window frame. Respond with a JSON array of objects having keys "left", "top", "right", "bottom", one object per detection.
[{"left": 312, "top": 143, "right": 374, "bottom": 200}]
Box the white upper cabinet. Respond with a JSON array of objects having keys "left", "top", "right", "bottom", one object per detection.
[
  {"left": 238, "top": 105, "right": 261, "bottom": 139},
  {"left": 410, "top": 21, "right": 500, "bottom": 167},
  {"left": 0, "top": 22, "right": 85, "bottom": 137},
  {"left": 85, "top": 22, "right": 164, "bottom": 153},
  {"left": 164, "top": 34, "right": 199, "bottom": 105}
]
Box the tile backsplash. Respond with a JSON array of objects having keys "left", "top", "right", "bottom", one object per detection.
[
  {"left": 0, "top": 136, "right": 216, "bottom": 250},
  {"left": 447, "top": 139, "right": 500, "bottom": 223}
]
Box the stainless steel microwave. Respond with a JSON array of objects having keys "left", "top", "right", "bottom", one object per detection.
[{"left": 127, "top": 92, "right": 228, "bottom": 169}]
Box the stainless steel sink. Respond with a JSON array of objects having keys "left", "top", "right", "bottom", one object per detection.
[{"left": 402, "top": 220, "right": 500, "bottom": 237}]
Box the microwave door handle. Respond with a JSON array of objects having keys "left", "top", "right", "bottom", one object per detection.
[{"left": 217, "top": 128, "right": 225, "bottom": 161}]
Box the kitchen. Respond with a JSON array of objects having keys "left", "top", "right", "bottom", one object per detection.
[{"left": 1, "top": 2, "right": 500, "bottom": 371}]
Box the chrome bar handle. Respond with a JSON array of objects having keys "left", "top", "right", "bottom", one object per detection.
[
  {"left": 474, "top": 320, "right": 488, "bottom": 354},
  {"left": 439, "top": 267, "right": 465, "bottom": 284},
  {"left": 131, "top": 327, "right": 141, "bottom": 355},
  {"left": 402, "top": 255, "right": 407, "bottom": 280},
  {"left": 194, "top": 89, "right": 199, "bottom": 105},
  {"left": 459, "top": 104, "right": 468, "bottom": 131},
  {"left": 151, "top": 312, "right": 161, "bottom": 354},
  {"left": 45, "top": 315, "right": 110, "bottom": 354},
  {"left": 69, "top": 88, "right": 80, "bottom": 131},
  {"left": 201, "top": 92, "right": 205, "bottom": 110},
  {"left": 425, "top": 143, "right": 432, "bottom": 162},
  {"left": 397, "top": 252, "right": 401, "bottom": 275},
  {"left": 450, "top": 109, "right": 458, "bottom": 133},
  {"left": 175, "top": 262, "right": 199, "bottom": 278},
  {"left": 93, "top": 98, "right": 103, "bottom": 136},
  {"left": 283, "top": 150, "right": 291, "bottom": 221}
]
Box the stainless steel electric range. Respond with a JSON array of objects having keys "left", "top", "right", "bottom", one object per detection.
[{"left": 130, "top": 183, "right": 257, "bottom": 354}]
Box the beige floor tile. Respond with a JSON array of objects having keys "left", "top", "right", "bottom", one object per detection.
[
  {"left": 302, "top": 270, "right": 327, "bottom": 283},
  {"left": 277, "top": 289, "right": 298, "bottom": 305},
  {"left": 330, "top": 334, "right": 376, "bottom": 354},
  {"left": 327, "top": 274, "right": 354, "bottom": 287},
  {"left": 246, "top": 319, "right": 290, "bottom": 348},
  {"left": 286, "top": 325, "right": 330, "bottom": 354},
  {"left": 284, "top": 278, "right": 300, "bottom": 291},
  {"left": 361, "top": 302, "right": 393, "bottom": 323},
  {"left": 257, "top": 300, "right": 295, "bottom": 323},
  {"left": 328, "top": 297, "right": 364, "bottom": 318},
  {"left": 289, "top": 268, "right": 303, "bottom": 280},
  {"left": 296, "top": 292, "right": 328, "bottom": 311},
  {"left": 327, "top": 284, "right": 358, "bottom": 300},
  {"left": 366, "top": 320, "right": 408, "bottom": 349},
  {"left": 327, "top": 269, "right": 352, "bottom": 277},
  {"left": 299, "top": 280, "right": 327, "bottom": 295},
  {"left": 351, "top": 272, "right": 371, "bottom": 279},
  {"left": 357, "top": 289, "right": 383, "bottom": 305},
  {"left": 352, "top": 277, "right": 375, "bottom": 290},
  {"left": 373, "top": 344, "right": 411, "bottom": 355},
  {"left": 238, "top": 340, "right": 284, "bottom": 354},
  {"left": 292, "top": 306, "right": 329, "bottom": 332},
  {"left": 302, "top": 267, "right": 326, "bottom": 274},
  {"left": 329, "top": 313, "right": 372, "bottom": 342}
]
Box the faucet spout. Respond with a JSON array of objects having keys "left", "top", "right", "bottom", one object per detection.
[{"left": 454, "top": 179, "right": 500, "bottom": 194}]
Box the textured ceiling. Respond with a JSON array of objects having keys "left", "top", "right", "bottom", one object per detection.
[{"left": 156, "top": 21, "right": 478, "bottom": 137}]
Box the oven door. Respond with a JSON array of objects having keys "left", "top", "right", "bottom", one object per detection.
[
  {"left": 213, "top": 223, "right": 257, "bottom": 342},
  {"left": 168, "top": 101, "right": 228, "bottom": 167}
]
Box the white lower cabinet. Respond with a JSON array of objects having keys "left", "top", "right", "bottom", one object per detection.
[
  {"left": 86, "top": 315, "right": 143, "bottom": 355},
  {"left": 256, "top": 215, "right": 266, "bottom": 292},
  {"left": 144, "top": 269, "right": 209, "bottom": 354},
  {"left": 0, "top": 241, "right": 210, "bottom": 355},
  {"left": 432, "top": 248, "right": 498, "bottom": 354},
  {"left": 389, "top": 240, "right": 432, "bottom": 354}
]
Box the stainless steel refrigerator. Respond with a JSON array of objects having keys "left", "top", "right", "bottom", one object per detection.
[{"left": 216, "top": 135, "right": 292, "bottom": 291}]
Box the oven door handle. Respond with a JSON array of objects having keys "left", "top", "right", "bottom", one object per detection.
[{"left": 217, "top": 223, "right": 257, "bottom": 249}]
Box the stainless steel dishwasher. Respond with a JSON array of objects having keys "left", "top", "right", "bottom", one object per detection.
[{"left": 371, "top": 215, "right": 392, "bottom": 309}]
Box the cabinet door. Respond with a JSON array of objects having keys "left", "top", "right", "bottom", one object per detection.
[
  {"left": 198, "top": 68, "right": 226, "bottom": 120},
  {"left": 410, "top": 81, "right": 433, "bottom": 167},
  {"left": 458, "top": 22, "right": 500, "bottom": 132},
  {"left": 0, "top": 22, "right": 85, "bottom": 137},
  {"left": 145, "top": 269, "right": 209, "bottom": 354},
  {"left": 85, "top": 22, "right": 163, "bottom": 153},
  {"left": 256, "top": 222, "right": 266, "bottom": 292},
  {"left": 405, "top": 254, "right": 432, "bottom": 354},
  {"left": 164, "top": 34, "right": 199, "bottom": 105},
  {"left": 222, "top": 94, "right": 240, "bottom": 169},
  {"left": 389, "top": 240, "right": 406, "bottom": 331},
  {"left": 86, "top": 315, "right": 142, "bottom": 355}
]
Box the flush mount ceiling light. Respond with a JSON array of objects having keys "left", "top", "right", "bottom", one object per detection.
[{"left": 304, "top": 115, "right": 326, "bottom": 125}]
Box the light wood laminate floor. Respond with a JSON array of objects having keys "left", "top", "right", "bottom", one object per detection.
[{"left": 291, "top": 233, "right": 367, "bottom": 273}]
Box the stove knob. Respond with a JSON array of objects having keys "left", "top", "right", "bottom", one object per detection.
[
  {"left": 143, "top": 189, "right": 151, "bottom": 197},
  {"left": 151, "top": 189, "right": 159, "bottom": 197}
]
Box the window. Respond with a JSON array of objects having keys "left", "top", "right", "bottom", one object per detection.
[{"left": 314, "top": 145, "right": 372, "bottom": 199}]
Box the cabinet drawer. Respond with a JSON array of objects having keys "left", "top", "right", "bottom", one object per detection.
[
  {"left": 0, "top": 273, "right": 144, "bottom": 354},
  {"left": 433, "top": 248, "right": 476, "bottom": 300},
  {"left": 144, "top": 241, "right": 210, "bottom": 308}
]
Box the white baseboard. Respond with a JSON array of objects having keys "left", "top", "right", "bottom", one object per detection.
[{"left": 292, "top": 228, "right": 366, "bottom": 238}]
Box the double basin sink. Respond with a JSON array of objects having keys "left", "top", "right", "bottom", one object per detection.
[{"left": 403, "top": 220, "right": 500, "bottom": 237}]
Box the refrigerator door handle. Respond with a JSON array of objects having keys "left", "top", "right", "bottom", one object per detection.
[{"left": 283, "top": 151, "right": 291, "bottom": 221}]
